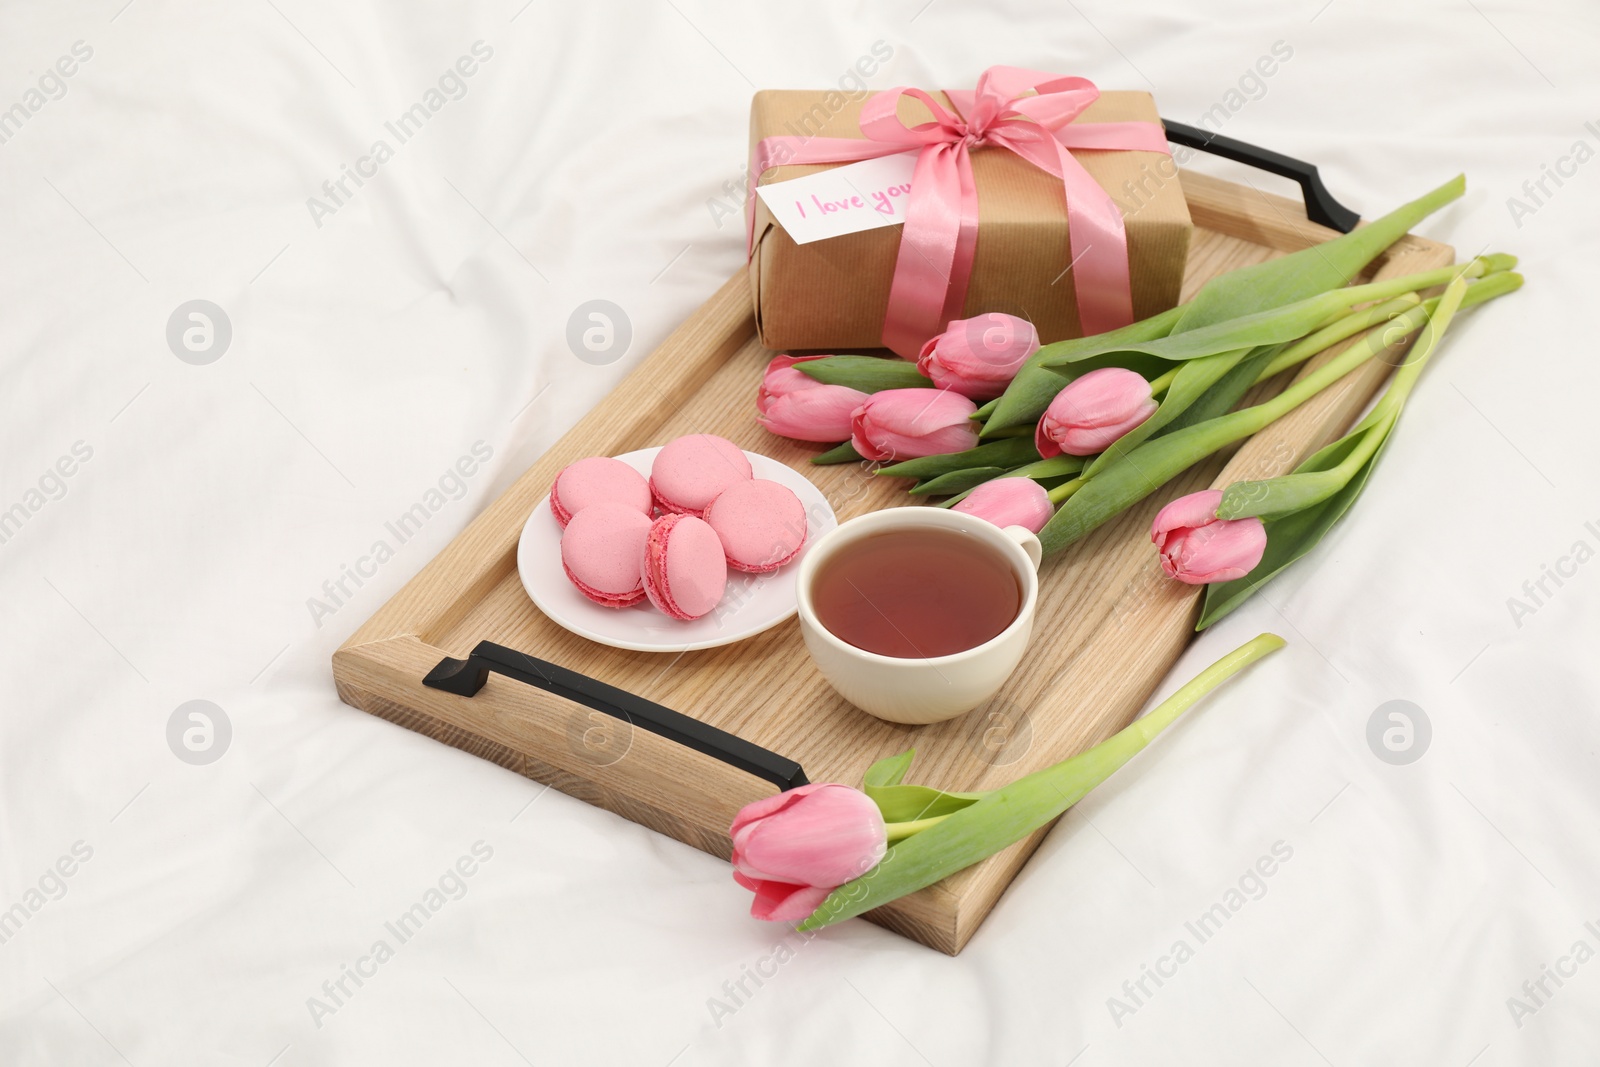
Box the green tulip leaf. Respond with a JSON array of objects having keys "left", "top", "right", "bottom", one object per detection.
[
  {"left": 1174, "top": 175, "right": 1465, "bottom": 332},
  {"left": 1035, "top": 253, "right": 1483, "bottom": 378},
  {"left": 1215, "top": 414, "right": 1390, "bottom": 522},
  {"left": 863, "top": 750, "right": 915, "bottom": 788},
  {"left": 1156, "top": 345, "right": 1283, "bottom": 436},
  {"left": 910, "top": 467, "right": 1007, "bottom": 496},
  {"left": 875, "top": 437, "right": 1040, "bottom": 479},
  {"left": 811, "top": 441, "right": 865, "bottom": 465},
  {"left": 1010, "top": 455, "right": 1087, "bottom": 480},
  {"left": 862, "top": 750, "right": 986, "bottom": 825},
  {"left": 935, "top": 487, "right": 977, "bottom": 508},
  {"left": 909, "top": 454, "right": 1086, "bottom": 502},
  {"left": 793, "top": 355, "right": 934, "bottom": 393},
  {"left": 865, "top": 784, "right": 988, "bottom": 825},
  {"left": 1033, "top": 299, "right": 1340, "bottom": 373},
  {"left": 927, "top": 457, "right": 1085, "bottom": 508}
]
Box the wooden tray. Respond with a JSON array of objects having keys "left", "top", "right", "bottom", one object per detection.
[{"left": 333, "top": 169, "right": 1452, "bottom": 954}]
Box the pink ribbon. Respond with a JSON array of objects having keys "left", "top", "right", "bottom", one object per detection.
[{"left": 748, "top": 67, "right": 1171, "bottom": 357}]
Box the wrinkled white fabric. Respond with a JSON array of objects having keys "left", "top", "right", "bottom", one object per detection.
[{"left": 2, "top": 1, "right": 1596, "bottom": 1063}]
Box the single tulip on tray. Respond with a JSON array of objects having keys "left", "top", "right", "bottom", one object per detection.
[
  {"left": 916, "top": 312, "right": 1040, "bottom": 400},
  {"left": 755, "top": 355, "right": 869, "bottom": 443},
  {"left": 950, "top": 477, "right": 1055, "bottom": 534},
  {"left": 727, "top": 633, "right": 1287, "bottom": 928},
  {"left": 850, "top": 387, "right": 980, "bottom": 462},
  {"left": 1034, "top": 366, "right": 1159, "bottom": 458},
  {"left": 730, "top": 783, "right": 887, "bottom": 922},
  {"left": 1150, "top": 489, "right": 1268, "bottom": 585}
]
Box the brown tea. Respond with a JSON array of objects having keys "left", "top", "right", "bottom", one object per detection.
[{"left": 810, "top": 527, "right": 1022, "bottom": 659}]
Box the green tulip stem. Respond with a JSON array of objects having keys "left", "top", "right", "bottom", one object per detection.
[
  {"left": 1252, "top": 295, "right": 1421, "bottom": 383},
  {"left": 1300, "top": 286, "right": 1457, "bottom": 493},
  {"left": 1356, "top": 278, "right": 1465, "bottom": 441},
  {"left": 1123, "top": 632, "right": 1286, "bottom": 742},
  {"left": 1265, "top": 253, "right": 1506, "bottom": 425},
  {"left": 1374, "top": 274, "right": 1470, "bottom": 417},
  {"left": 1209, "top": 275, "right": 1476, "bottom": 527},
  {"left": 1148, "top": 367, "right": 1180, "bottom": 397},
  {"left": 1046, "top": 477, "right": 1086, "bottom": 504},
  {"left": 1247, "top": 258, "right": 1516, "bottom": 387},
  {"left": 985, "top": 425, "right": 1034, "bottom": 439},
  {"left": 884, "top": 815, "right": 954, "bottom": 842},
  {"left": 1324, "top": 254, "right": 1496, "bottom": 314},
  {"left": 1008, "top": 456, "right": 1085, "bottom": 481},
  {"left": 1231, "top": 300, "right": 1432, "bottom": 438}
]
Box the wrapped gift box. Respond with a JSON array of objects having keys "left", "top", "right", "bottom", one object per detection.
[{"left": 748, "top": 88, "right": 1192, "bottom": 352}]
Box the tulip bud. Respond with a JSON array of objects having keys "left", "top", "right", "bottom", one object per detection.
[
  {"left": 1150, "top": 489, "right": 1268, "bottom": 585},
  {"left": 851, "top": 388, "right": 979, "bottom": 462},
  {"left": 730, "top": 783, "right": 887, "bottom": 922},
  {"left": 951, "top": 478, "right": 1054, "bottom": 533},
  {"left": 915, "top": 313, "right": 1040, "bottom": 400},
  {"left": 1035, "top": 367, "right": 1158, "bottom": 458},
  {"left": 756, "top": 355, "right": 870, "bottom": 443}
]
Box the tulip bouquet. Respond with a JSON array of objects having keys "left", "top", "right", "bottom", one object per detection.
[
  {"left": 755, "top": 174, "right": 1523, "bottom": 621},
  {"left": 730, "top": 633, "right": 1284, "bottom": 926}
]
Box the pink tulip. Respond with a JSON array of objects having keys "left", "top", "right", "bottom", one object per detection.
[
  {"left": 1150, "top": 489, "right": 1268, "bottom": 585},
  {"left": 952, "top": 478, "right": 1054, "bottom": 533},
  {"left": 730, "top": 783, "right": 887, "bottom": 922},
  {"left": 1035, "top": 367, "right": 1159, "bottom": 458},
  {"left": 756, "top": 355, "right": 870, "bottom": 443},
  {"left": 916, "top": 313, "right": 1040, "bottom": 400},
  {"left": 851, "top": 388, "right": 979, "bottom": 462}
]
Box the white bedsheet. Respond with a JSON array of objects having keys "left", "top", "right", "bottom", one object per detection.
[{"left": 3, "top": 1, "right": 1597, "bottom": 1063}]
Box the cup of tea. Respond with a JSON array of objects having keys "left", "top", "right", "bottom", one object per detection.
[{"left": 794, "top": 507, "right": 1043, "bottom": 724}]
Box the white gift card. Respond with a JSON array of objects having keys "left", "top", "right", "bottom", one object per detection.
[{"left": 755, "top": 151, "right": 920, "bottom": 245}]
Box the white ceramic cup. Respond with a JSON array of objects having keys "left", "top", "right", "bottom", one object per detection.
[{"left": 794, "top": 507, "right": 1043, "bottom": 725}]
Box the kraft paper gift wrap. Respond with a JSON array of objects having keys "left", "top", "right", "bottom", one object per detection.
[{"left": 747, "top": 87, "right": 1192, "bottom": 352}]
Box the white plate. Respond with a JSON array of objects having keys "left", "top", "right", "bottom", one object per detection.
[{"left": 517, "top": 447, "right": 838, "bottom": 653}]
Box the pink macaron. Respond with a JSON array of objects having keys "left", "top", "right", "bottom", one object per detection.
[
  {"left": 560, "top": 503, "right": 653, "bottom": 608},
  {"left": 703, "top": 478, "right": 808, "bottom": 574},
  {"left": 641, "top": 513, "right": 728, "bottom": 621},
  {"left": 649, "top": 434, "right": 753, "bottom": 518},
  {"left": 550, "top": 456, "right": 653, "bottom": 527}
]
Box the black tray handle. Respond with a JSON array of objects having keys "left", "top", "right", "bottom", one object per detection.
[
  {"left": 1161, "top": 119, "right": 1360, "bottom": 234},
  {"left": 423, "top": 640, "right": 808, "bottom": 792}
]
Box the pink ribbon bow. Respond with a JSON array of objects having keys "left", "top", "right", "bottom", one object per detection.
[{"left": 748, "top": 67, "right": 1171, "bottom": 357}]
